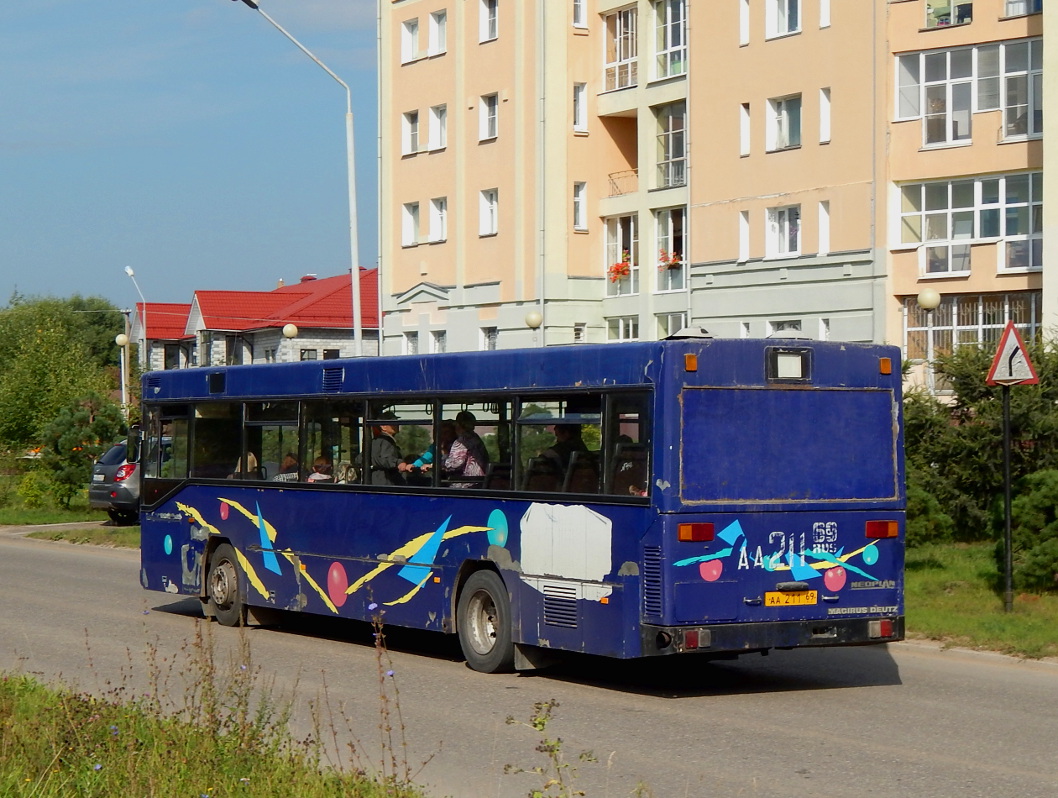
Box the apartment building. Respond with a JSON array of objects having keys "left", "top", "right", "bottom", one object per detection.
[{"left": 378, "top": 0, "right": 1047, "bottom": 367}]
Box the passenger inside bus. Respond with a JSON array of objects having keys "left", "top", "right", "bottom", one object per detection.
[
  {"left": 272, "top": 452, "right": 300, "bottom": 482},
  {"left": 443, "top": 411, "right": 489, "bottom": 487},
  {"left": 306, "top": 456, "right": 333, "bottom": 482},
  {"left": 368, "top": 412, "right": 405, "bottom": 486}
]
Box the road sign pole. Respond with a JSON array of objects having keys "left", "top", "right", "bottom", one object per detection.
[{"left": 1003, "top": 384, "right": 1014, "bottom": 613}]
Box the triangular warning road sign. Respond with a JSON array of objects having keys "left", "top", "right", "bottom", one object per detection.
[{"left": 986, "top": 321, "right": 1039, "bottom": 386}]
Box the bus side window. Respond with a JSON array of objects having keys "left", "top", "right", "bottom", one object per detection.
[
  {"left": 612, "top": 443, "right": 648, "bottom": 497},
  {"left": 191, "top": 404, "right": 243, "bottom": 479}
]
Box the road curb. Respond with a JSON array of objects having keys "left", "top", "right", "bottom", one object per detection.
[{"left": 893, "top": 638, "right": 1058, "bottom": 671}]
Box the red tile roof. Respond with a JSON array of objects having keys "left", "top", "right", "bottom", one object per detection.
[{"left": 137, "top": 303, "right": 193, "bottom": 340}]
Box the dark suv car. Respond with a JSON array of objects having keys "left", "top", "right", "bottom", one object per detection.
[{"left": 88, "top": 442, "right": 139, "bottom": 525}]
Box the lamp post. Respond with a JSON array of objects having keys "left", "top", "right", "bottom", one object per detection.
[
  {"left": 124, "top": 266, "right": 148, "bottom": 370},
  {"left": 917, "top": 287, "right": 942, "bottom": 394},
  {"left": 233, "top": 0, "right": 363, "bottom": 358},
  {"left": 282, "top": 323, "right": 299, "bottom": 362},
  {"left": 525, "top": 309, "right": 543, "bottom": 347},
  {"left": 116, "top": 323, "right": 130, "bottom": 420}
]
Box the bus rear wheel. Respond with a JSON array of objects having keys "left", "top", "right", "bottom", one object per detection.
[
  {"left": 207, "top": 543, "right": 245, "bottom": 627},
  {"left": 457, "top": 570, "right": 515, "bottom": 673}
]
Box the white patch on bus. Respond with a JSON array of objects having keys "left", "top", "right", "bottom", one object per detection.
[{"left": 519, "top": 504, "right": 612, "bottom": 596}]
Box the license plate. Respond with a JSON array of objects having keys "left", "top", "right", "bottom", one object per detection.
[
  {"left": 93, "top": 474, "right": 105, "bottom": 482},
  {"left": 764, "top": 590, "right": 817, "bottom": 607}
]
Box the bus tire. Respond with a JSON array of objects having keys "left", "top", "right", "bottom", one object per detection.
[
  {"left": 207, "top": 543, "right": 245, "bottom": 627},
  {"left": 457, "top": 570, "right": 515, "bottom": 674}
]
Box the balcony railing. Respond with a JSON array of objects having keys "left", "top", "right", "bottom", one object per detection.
[{"left": 608, "top": 169, "right": 639, "bottom": 197}]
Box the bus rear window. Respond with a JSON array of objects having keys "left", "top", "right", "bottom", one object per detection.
[{"left": 681, "top": 387, "right": 898, "bottom": 503}]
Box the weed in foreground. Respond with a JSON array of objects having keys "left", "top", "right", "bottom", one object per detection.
[{"left": 504, "top": 699, "right": 598, "bottom": 798}]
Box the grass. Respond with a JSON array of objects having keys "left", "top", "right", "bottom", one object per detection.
[
  {"left": 24, "top": 523, "right": 140, "bottom": 547},
  {"left": 0, "top": 625, "right": 426, "bottom": 798},
  {"left": 905, "top": 542, "right": 1058, "bottom": 659}
]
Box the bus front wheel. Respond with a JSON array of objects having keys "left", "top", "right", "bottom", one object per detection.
[
  {"left": 457, "top": 570, "right": 515, "bottom": 673},
  {"left": 207, "top": 543, "right": 245, "bottom": 627}
]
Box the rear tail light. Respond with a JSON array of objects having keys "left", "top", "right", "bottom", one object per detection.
[
  {"left": 678, "top": 522, "right": 715, "bottom": 542},
  {"left": 114, "top": 464, "right": 136, "bottom": 482},
  {"left": 865, "top": 520, "right": 898, "bottom": 539},
  {"left": 868, "top": 619, "right": 895, "bottom": 639}
]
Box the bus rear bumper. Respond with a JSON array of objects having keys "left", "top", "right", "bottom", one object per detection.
[{"left": 640, "top": 616, "right": 905, "bottom": 657}]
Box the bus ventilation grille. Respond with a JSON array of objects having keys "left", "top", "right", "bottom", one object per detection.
[
  {"left": 543, "top": 584, "right": 578, "bottom": 628},
  {"left": 643, "top": 546, "right": 663, "bottom": 618},
  {"left": 144, "top": 376, "right": 161, "bottom": 395},
  {"left": 321, "top": 368, "right": 344, "bottom": 393}
]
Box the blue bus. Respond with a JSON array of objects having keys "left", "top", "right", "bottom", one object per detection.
[{"left": 138, "top": 335, "right": 905, "bottom": 673}]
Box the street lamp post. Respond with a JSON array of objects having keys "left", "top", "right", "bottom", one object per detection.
[
  {"left": 233, "top": 0, "right": 363, "bottom": 358},
  {"left": 124, "top": 266, "right": 148, "bottom": 370},
  {"left": 282, "top": 322, "right": 299, "bottom": 362},
  {"left": 917, "top": 287, "right": 942, "bottom": 394}
]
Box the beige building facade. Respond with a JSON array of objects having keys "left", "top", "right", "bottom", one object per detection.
[{"left": 378, "top": 0, "right": 1046, "bottom": 369}]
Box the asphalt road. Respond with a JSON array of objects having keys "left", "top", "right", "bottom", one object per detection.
[{"left": 2, "top": 525, "right": 1057, "bottom": 798}]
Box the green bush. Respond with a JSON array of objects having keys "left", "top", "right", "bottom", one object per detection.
[
  {"left": 16, "top": 470, "right": 52, "bottom": 509},
  {"left": 1002, "top": 468, "right": 1058, "bottom": 591},
  {"left": 906, "top": 470, "right": 954, "bottom": 548}
]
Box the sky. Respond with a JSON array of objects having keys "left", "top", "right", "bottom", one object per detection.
[{"left": 0, "top": 0, "right": 378, "bottom": 312}]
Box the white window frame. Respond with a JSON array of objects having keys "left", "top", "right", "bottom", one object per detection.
[
  {"left": 820, "top": 0, "right": 831, "bottom": 27},
  {"left": 818, "top": 200, "right": 831, "bottom": 256},
  {"left": 479, "top": 93, "right": 498, "bottom": 140},
  {"left": 402, "top": 110, "right": 420, "bottom": 155},
  {"left": 400, "top": 18, "right": 419, "bottom": 64},
  {"left": 766, "top": 94, "right": 802, "bottom": 151},
  {"left": 573, "top": 83, "right": 588, "bottom": 131},
  {"left": 480, "top": 326, "right": 499, "bottom": 351},
  {"left": 1005, "top": 0, "right": 1043, "bottom": 15},
  {"left": 766, "top": 0, "right": 801, "bottom": 39},
  {"left": 656, "top": 207, "right": 686, "bottom": 292},
  {"left": 607, "top": 316, "right": 640, "bottom": 341},
  {"left": 655, "top": 0, "right": 687, "bottom": 79},
  {"left": 605, "top": 214, "right": 639, "bottom": 297},
  {"left": 656, "top": 101, "right": 686, "bottom": 188},
  {"left": 428, "top": 104, "right": 447, "bottom": 150},
  {"left": 428, "top": 10, "right": 447, "bottom": 56},
  {"left": 431, "top": 330, "right": 447, "bottom": 354},
  {"left": 480, "top": 0, "right": 498, "bottom": 42},
  {"left": 898, "top": 172, "right": 1043, "bottom": 275},
  {"left": 766, "top": 204, "right": 801, "bottom": 258},
  {"left": 768, "top": 319, "right": 802, "bottom": 336},
  {"left": 926, "top": 1, "right": 972, "bottom": 28},
  {"left": 819, "top": 87, "right": 831, "bottom": 143},
  {"left": 573, "top": 182, "right": 588, "bottom": 231},
  {"left": 401, "top": 202, "right": 421, "bottom": 247},
  {"left": 429, "top": 196, "right": 448, "bottom": 243},
  {"left": 739, "top": 102, "right": 751, "bottom": 156},
  {"left": 739, "top": 0, "right": 750, "bottom": 45},
  {"left": 573, "top": 0, "right": 588, "bottom": 28},
  {"left": 479, "top": 188, "right": 499, "bottom": 236},
  {"left": 604, "top": 8, "right": 638, "bottom": 91},
  {"left": 404, "top": 332, "right": 419, "bottom": 355},
  {"left": 738, "top": 210, "right": 750, "bottom": 262},
  {"left": 1002, "top": 39, "right": 1043, "bottom": 139},
  {"left": 658, "top": 312, "right": 687, "bottom": 338}
]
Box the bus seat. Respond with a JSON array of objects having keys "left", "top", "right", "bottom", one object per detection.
[
  {"left": 484, "top": 462, "right": 512, "bottom": 490},
  {"left": 563, "top": 450, "right": 600, "bottom": 493},
  {"left": 612, "top": 443, "right": 648, "bottom": 496},
  {"left": 521, "top": 457, "right": 562, "bottom": 492}
]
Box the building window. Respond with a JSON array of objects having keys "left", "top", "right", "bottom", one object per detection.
[
  {"left": 820, "top": 0, "right": 830, "bottom": 27},
  {"left": 608, "top": 316, "right": 640, "bottom": 341},
  {"left": 766, "top": 0, "right": 800, "bottom": 38},
  {"left": 604, "top": 8, "right": 638, "bottom": 91},
  {"left": 767, "top": 205, "right": 801, "bottom": 258},
  {"left": 480, "top": 0, "right": 498, "bottom": 42},
  {"left": 401, "top": 18, "right": 419, "bottom": 63},
  {"left": 899, "top": 172, "right": 1042, "bottom": 274},
  {"left": 573, "top": 322, "right": 587, "bottom": 343},
  {"left": 1002, "top": 39, "right": 1043, "bottom": 138},
  {"left": 658, "top": 313, "right": 687, "bottom": 337},
  {"left": 480, "top": 93, "right": 498, "bottom": 140},
  {"left": 768, "top": 319, "right": 802, "bottom": 336},
  {"left": 739, "top": 0, "right": 750, "bottom": 45},
  {"left": 767, "top": 95, "right": 801, "bottom": 151},
  {"left": 738, "top": 210, "right": 750, "bottom": 262},
  {"left": 480, "top": 188, "right": 499, "bottom": 236},
  {"left": 404, "top": 332, "right": 419, "bottom": 355},
  {"left": 606, "top": 214, "right": 639, "bottom": 296},
  {"left": 429, "top": 104, "right": 447, "bottom": 150},
  {"left": 1005, "top": 0, "right": 1043, "bottom": 15},
  {"left": 573, "top": 182, "right": 588, "bottom": 231},
  {"left": 428, "top": 10, "right": 447, "bottom": 55},
  {"left": 656, "top": 207, "right": 686, "bottom": 292},
  {"left": 740, "top": 103, "right": 751, "bottom": 156},
  {"left": 573, "top": 0, "right": 587, "bottom": 28},
  {"left": 655, "top": 0, "right": 686, "bottom": 78},
  {"left": 323, "top": 349, "right": 340, "bottom": 360},
  {"left": 656, "top": 101, "right": 686, "bottom": 188},
  {"left": 300, "top": 349, "right": 318, "bottom": 361},
  {"left": 432, "top": 330, "right": 447, "bottom": 353},
  {"left": 402, "top": 110, "right": 419, "bottom": 155},
  {"left": 573, "top": 83, "right": 588, "bottom": 132},
  {"left": 819, "top": 87, "right": 831, "bottom": 143},
  {"left": 818, "top": 200, "right": 830, "bottom": 256},
  {"left": 429, "top": 197, "right": 448, "bottom": 242},
  {"left": 926, "top": 1, "right": 972, "bottom": 28},
  {"left": 904, "top": 292, "right": 1041, "bottom": 392},
  {"left": 481, "top": 326, "right": 498, "bottom": 351},
  {"left": 402, "top": 202, "right": 420, "bottom": 247}
]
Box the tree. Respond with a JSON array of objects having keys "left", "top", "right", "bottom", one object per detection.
[{"left": 40, "top": 394, "right": 126, "bottom": 507}]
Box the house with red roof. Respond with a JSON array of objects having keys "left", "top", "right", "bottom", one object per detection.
[{"left": 129, "top": 270, "right": 379, "bottom": 370}]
